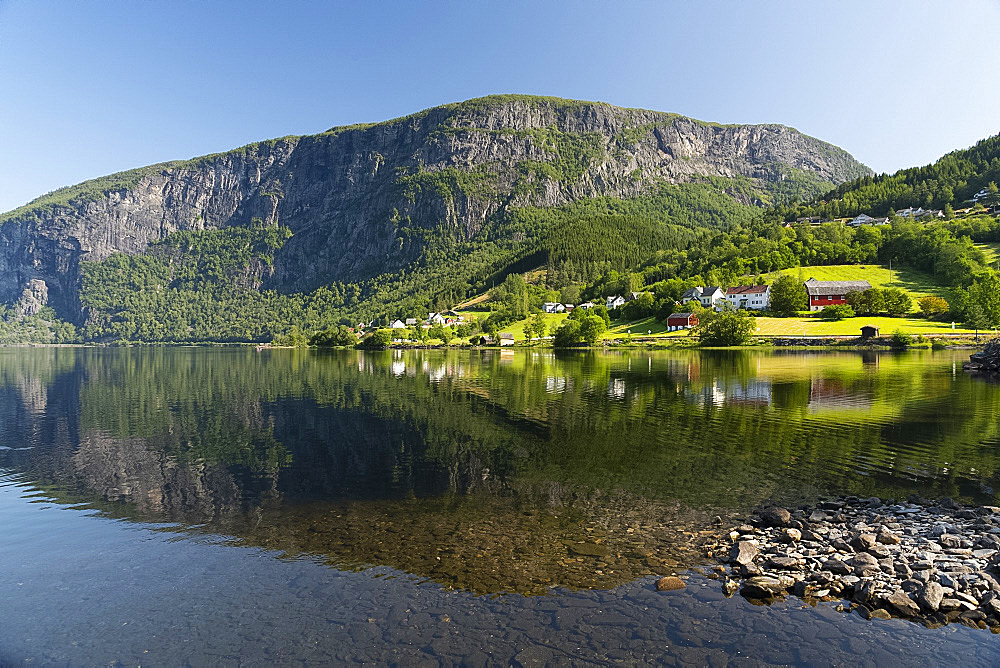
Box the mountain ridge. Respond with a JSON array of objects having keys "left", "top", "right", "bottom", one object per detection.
[{"left": 0, "top": 94, "right": 871, "bottom": 335}]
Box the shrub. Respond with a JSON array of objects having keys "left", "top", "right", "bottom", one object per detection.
[
  {"left": 918, "top": 296, "right": 950, "bottom": 320},
  {"left": 890, "top": 329, "right": 913, "bottom": 348},
  {"left": 820, "top": 304, "right": 855, "bottom": 320}
]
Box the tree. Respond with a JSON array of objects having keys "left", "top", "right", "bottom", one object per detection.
[
  {"left": 528, "top": 311, "right": 547, "bottom": 339},
  {"left": 883, "top": 288, "right": 912, "bottom": 316},
  {"left": 272, "top": 325, "right": 308, "bottom": 347},
  {"left": 968, "top": 272, "right": 1000, "bottom": 327},
  {"left": 428, "top": 324, "right": 453, "bottom": 343},
  {"left": 559, "top": 284, "right": 581, "bottom": 304},
  {"left": 769, "top": 275, "right": 806, "bottom": 316},
  {"left": 591, "top": 304, "right": 611, "bottom": 326},
  {"left": 359, "top": 329, "right": 392, "bottom": 349},
  {"left": 578, "top": 314, "right": 607, "bottom": 345},
  {"left": 918, "top": 296, "right": 950, "bottom": 319},
  {"left": 847, "top": 288, "right": 887, "bottom": 315},
  {"left": 522, "top": 321, "right": 533, "bottom": 341},
  {"left": 820, "top": 304, "right": 855, "bottom": 320},
  {"left": 697, "top": 311, "right": 756, "bottom": 346},
  {"left": 553, "top": 318, "right": 582, "bottom": 347},
  {"left": 309, "top": 325, "right": 358, "bottom": 347},
  {"left": 553, "top": 314, "right": 605, "bottom": 346},
  {"left": 966, "top": 303, "right": 990, "bottom": 340}
]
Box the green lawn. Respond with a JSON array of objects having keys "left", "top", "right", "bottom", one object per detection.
[
  {"left": 498, "top": 312, "right": 568, "bottom": 340},
  {"left": 753, "top": 316, "right": 979, "bottom": 337},
  {"left": 771, "top": 264, "right": 946, "bottom": 309},
  {"left": 976, "top": 242, "right": 1000, "bottom": 267}
]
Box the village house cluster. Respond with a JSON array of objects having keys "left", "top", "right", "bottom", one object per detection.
[{"left": 787, "top": 199, "right": 1000, "bottom": 229}]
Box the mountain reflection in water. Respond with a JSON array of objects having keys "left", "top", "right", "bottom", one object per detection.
[{"left": 1, "top": 347, "right": 998, "bottom": 595}]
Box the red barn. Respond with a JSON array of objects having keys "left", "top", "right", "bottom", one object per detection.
[
  {"left": 666, "top": 312, "right": 699, "bottom": 331},
  {"left": 804, "top": 278, "right": 872, "bottom": 312}
]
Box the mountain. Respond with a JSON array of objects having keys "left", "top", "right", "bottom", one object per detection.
[{"left": 0, "top": 95, "right": 870, "bottom": 341}]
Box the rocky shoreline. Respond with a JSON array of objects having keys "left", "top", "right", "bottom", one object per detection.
[
  {"left": 965, "top": 339, "right": 1000, "bottom": 374},
  {"left": 704, "top": 496, "right": 1000, "bottom": 630}
]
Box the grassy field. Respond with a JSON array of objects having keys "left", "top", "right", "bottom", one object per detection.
[
  {"left": 752, "top": 316, "right": 979, "bottom": 337},
  {"left": 498, "top": 312, "right": 568, "bottom": 340},
  {"left": 771, "top": 264, "right": 946, "bottom": 305},
  {"left": 976, "top": 242, "right": 1000, "bottom": 267}
]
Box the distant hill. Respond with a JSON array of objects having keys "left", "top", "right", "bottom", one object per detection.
[
  {"left": 0, "top": 94, "right": 870, "bottom": 342},
  {"left": 783, "top": 133, "right": 1000, "bottom": 220}
]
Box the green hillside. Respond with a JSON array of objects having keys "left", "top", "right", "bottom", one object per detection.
[{"left": 777, "top": 133, "right": 1000, "bottom": 220}]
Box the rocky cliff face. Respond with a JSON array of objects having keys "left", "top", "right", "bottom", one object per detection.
[{"left": 0, "top": 95, "right": 869, "bottom": 320}]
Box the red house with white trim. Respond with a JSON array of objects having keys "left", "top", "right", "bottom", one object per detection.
[
  {"left": 804, "top": 278, "right": 872, "bottom": 312},
  {"left": 666, "top": 312, "right": 699, "bottom": 331}
]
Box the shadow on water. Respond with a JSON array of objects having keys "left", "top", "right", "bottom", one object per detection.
[{"left": 1, "top": 346, "right": 1000, "bottom": 596}]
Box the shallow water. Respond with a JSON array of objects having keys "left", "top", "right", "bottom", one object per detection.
[{"left": 1, "top": 347, "right": 999, "bottom": 665}]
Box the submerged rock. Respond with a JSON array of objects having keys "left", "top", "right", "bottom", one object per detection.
[{"left": 655, "top": 576, "right": 686, "bottom": 592}]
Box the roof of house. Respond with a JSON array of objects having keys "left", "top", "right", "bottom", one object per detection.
[
  {"left": 683, "top": 286, "right": 723, "bottom": 298},
  {"left": 499, "top": 332, "right": 514, "bottom": 339},
  {"left": 667, "top": 312, "right": 696, "bottom": 320},
  {"left": 803, "top": 278, "right": 872, "bottom": 296},
  {"left": 726, "top": 285, "right": 768, "bottom": 295}
]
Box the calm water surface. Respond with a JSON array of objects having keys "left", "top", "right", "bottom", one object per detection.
[{"left": 1, "top": 347, "right": 999, "bottom": 665}]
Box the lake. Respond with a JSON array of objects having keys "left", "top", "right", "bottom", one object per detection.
[{"left": 1, "top": 347, "right": 999, "bottom": 665}]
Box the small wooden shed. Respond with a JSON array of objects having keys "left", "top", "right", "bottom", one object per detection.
[{"left": 860, "top": 325, "right": 880, "bottom": 340}]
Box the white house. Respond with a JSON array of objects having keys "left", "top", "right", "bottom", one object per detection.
[
  {"left": 390, "top": 319, "right": 406, "bottom": 329},
  {"left": 725, "top": 285, "right": 770, "bottom": 311},
  {"left": 680, "top": 286, "right": 726, "bottom": 310},
  {"left": 848, "top": 214, "right": 875, "bottom": 227},
  {"left": 896, "top": 207, "right": 931, "bottom": 219},
  {"left": 427, "top": 312, "right": 447, "bottom": 325},
  {"left": 543, "top": 302, "right": 566, "bottom": 313},
  {"left": 499, "top": 332, "right": 515, "bottom": 346},
  {"left": 606, "top": 295, "right": 626, "bottom": 310},
  {"left": 578, "top": 302, "right": 595, "bottom": 310},
  {"left": 405, "top": 318, "right": 418, "bottom": 326}
]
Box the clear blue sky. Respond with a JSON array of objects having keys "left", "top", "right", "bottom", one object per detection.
[{"left": 2, "top": 0, "right": 999, "bottom": 213}]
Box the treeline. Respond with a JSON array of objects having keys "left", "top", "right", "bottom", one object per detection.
[
  {"left": 778, "top": 134, "right": 1000, "bottom": 220},
  {"left": 0, "top": 306, "right": 77, "bottom": 344}
]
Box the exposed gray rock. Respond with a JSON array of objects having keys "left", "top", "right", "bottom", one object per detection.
[
  {"left": 917, "top": 582, "right": 945, "bottom": 612},
  {"left": 729, "top": 541, "right": 759, "bottom": 566}
]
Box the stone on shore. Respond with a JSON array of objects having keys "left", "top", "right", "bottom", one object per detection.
[
  {"left": 729, "top": 541, "right": 759, "bottom": 566},
  {"left": 885, "top": 589, "right": 921, "bottom": 617},
  {"left": 780, "top": 528, "right": 802, "bottom": 543},
  {"left": 758, "top": 507, "right": 791, "bottom": 527},
  {"left": 916, "top": 582, "right": 945, "bottom": 612}
]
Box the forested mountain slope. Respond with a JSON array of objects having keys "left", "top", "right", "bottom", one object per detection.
[
  {"left": 781, "top": 133, "right": 1000, "bottom": 220},
  {"left": 0, "top": 95, "right": 869, "bottom": 341}
]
